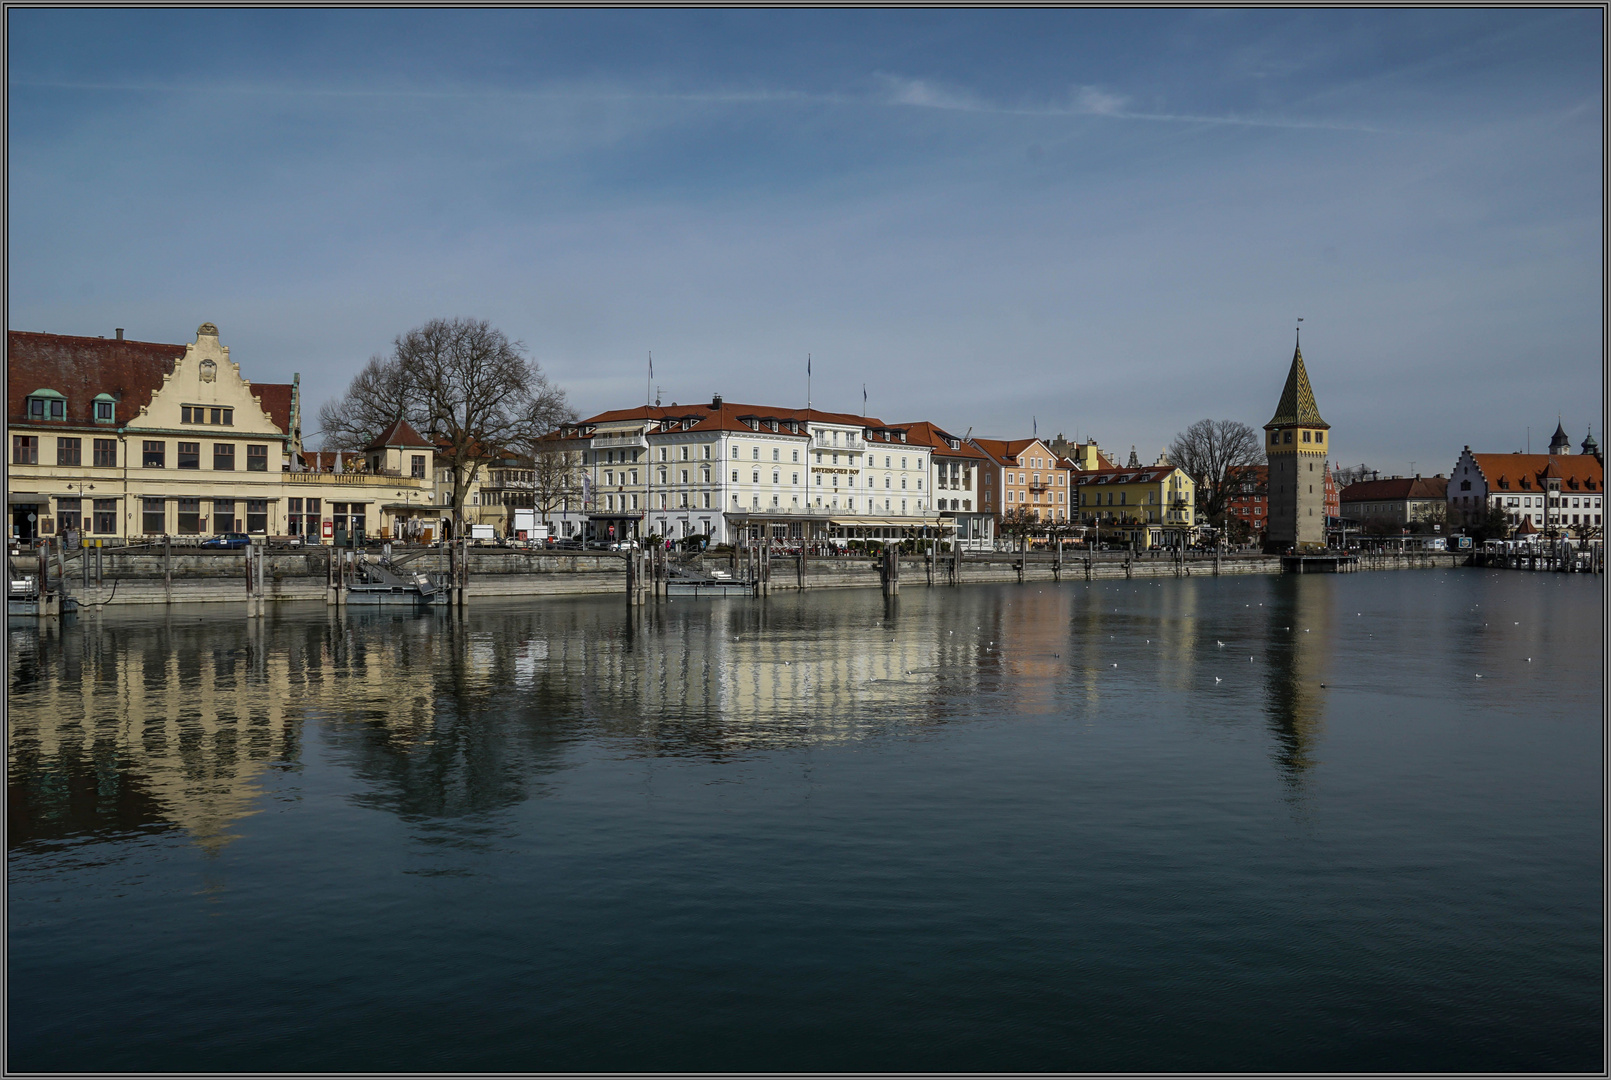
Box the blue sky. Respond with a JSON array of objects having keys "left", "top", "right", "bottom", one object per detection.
[{"left": 8, "top": 9, "right": 1602, "bottom": 472}]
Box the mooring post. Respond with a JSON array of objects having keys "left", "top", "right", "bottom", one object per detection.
[{"left": 164, "top": 534, "right": 172, "bottom": 604}]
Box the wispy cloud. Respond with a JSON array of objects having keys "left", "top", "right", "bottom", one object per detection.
[
  {"left": 13, "top": 73, "right": 1393, "bottom": 133},
  {"left": 873, "top": 73, "right": 1393, "bottom": 132}
]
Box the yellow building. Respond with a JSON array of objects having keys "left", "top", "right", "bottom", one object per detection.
[
  {"left": 1072, "top": 462, "right": 1196, "bottom": 547},
  {"left": 7, "top": 323, "right": 434, "bottom": 544}
]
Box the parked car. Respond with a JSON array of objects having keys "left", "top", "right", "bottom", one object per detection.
[
  {"left": 552, "top": 538, "right": 583, "bottom": 551},
  {"left": 201, "top": 533, "right": 251, "bottom": 549},
  {"left": 585, "top": 539, "right": 612, "bottom": 550}
]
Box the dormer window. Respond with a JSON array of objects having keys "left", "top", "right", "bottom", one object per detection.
[
  {"left": 26, "top": 389, "right": 65, "bottom": 420},
  {"left": 93, "top": 394, "right": 116, "bottom": 423}
]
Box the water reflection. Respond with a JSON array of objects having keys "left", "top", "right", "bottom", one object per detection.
[
  {"left": 1261, "top": 576, "right": 1334, "bottom": 792},
  {"left": 8, "top": 582, "right": 1369, "bottom": 853}
]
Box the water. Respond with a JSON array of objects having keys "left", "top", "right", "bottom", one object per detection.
[{"left": 7, "top": 570, "right": 1602, "bottom": 1072}]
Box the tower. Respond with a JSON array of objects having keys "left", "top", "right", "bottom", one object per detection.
[
  {"left": 1549, "top": 419, "right": 1571, "bottom": 455},
  {"left": 1263, "top": 334, "right": 1331, "bottom": 554},
  {"left": 1582, "top": 427, "right": 1601, "bottom": 463}
]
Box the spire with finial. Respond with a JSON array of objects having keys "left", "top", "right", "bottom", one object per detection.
[
  {"left": 1582, "top": 426, "right": 1600, "bottom": 462},
  {"left": 1549, "top": 417, "right": 1570, "bottom": 455},
  {"left": 1267, "top": 333, "right": 1327, "bottom": 429}
]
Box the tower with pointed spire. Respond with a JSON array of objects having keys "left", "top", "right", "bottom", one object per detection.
[
  {"left": 1263, "top": 331, "right": 1331, "bottom": 553},
  {"left": 1581, "top": 427, "right": 1600, "bottom": 463},
  {"left": 1549, "top": 419, "right": 1571, "bottom": 456}
]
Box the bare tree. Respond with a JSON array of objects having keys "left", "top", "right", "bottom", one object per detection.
[
  {"left": 316, "top": 354, "right": 419, "bottom": 452},
  {"left": 1334, "top": 462, "right": 1377, "bottom": 487},
  {"left": 1168, "top": 419, "right": 1264, "bottom": 526},
  {"left": 395, "top": 319, "right": 575, "bottom": 537},
  {"left": 531, "top": 440, "right": 584, "bottom": 527}
]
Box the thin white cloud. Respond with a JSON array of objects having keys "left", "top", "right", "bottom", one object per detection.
[{"left": 13, "top": 73, "right": 1393, "bottom": 133}]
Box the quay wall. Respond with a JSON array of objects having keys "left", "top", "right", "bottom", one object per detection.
[{"left": 35, "top": 546, "right": 1471, "bottom": 607}]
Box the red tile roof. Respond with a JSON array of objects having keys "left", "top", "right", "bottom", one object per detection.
[
  {"left": 251, "top": 382, "right": 295, "bottom": 438},
  {"left": 1470, "top": 453, "right": 1602, "bottom": 492},
  {"left": 567, "top": 400, "right": 907, "bottom": 439},
  {"left": 365, "top": 418, "right": 432, "bottom": 450},
  {"left": 891, "top": 421, "right": 990, "bottom": 460},
  {"left": 971, "top": 437, "right": 1066, "bottom": 468},
  {"left": 8, "top": 330, "right": 295, "bottom": 438},
  {"left": 7, "top": 330, "right": 184, "bottom": 428},
  {"left": 1339, "top": 476, "right": 1449, "bottom": 502}
]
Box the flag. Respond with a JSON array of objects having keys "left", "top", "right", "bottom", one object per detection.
[
  {"left": 1033, "top": 416, "right": 1037, "bottom": 437},
  {"left": 807, "top": 353, "right": 811, "bottom": 377},
  {"left": 863, "top": 383, "right": 867, "bottom": 411},
  {"left": 648, "top": 352, "right": 653, "bottom": 380}
]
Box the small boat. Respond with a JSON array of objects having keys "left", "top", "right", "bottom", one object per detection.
[
  {"left": 666, "top": 567, "right": 754, "bottom": 597},
  {"left": 344, "top": 556, "right": 448, "bottom": 607}
]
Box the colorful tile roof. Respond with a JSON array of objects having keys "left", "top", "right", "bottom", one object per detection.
[{"left": 1266, "top": 342, "right": 1328, "bottom": 429}]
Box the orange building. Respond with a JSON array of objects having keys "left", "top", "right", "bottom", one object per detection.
[{"left": 970, "top": 438, "right": 1074, "bottom": 528}]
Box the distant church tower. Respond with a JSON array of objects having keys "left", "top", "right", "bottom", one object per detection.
[
  {"left": 1263, "top": 333, "right": 1331, "bottom": 554},
  {"left": 1549, "top": 420, "right": 1571, "bottom": 456}
]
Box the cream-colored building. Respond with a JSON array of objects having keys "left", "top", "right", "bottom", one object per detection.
[{"left": 7, "top": 323, "right": 434, "bottom": 543}]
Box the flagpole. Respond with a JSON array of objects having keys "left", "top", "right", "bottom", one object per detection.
[{"left": 807, "top": 353, "right": 811, "bottom": 414}]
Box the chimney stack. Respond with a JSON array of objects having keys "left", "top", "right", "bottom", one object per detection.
[
  {"left": 711, "top": 393, "right": 723, "bottom": 409},
  {"left": 115, "top": 328, "right": 124, "bottom": 340}
]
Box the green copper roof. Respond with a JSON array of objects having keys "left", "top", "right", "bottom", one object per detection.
[{"left": 1266, "top": 343, "right": 1328, "bottom": 429}]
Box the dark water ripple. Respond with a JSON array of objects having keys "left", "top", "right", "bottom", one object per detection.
[{"left": 6, "top": 569, "right": 1602, "bottom": 1071}]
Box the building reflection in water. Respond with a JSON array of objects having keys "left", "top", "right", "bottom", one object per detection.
[
  {"left": 8, "top": 580, "right": 1345, "bottom": 854},
  {"left": 7, "top": 595, "right": 1042, "bottom": 854},
  {"left": 1260, "top": 576, "right": 1333, "bottom": 794}
]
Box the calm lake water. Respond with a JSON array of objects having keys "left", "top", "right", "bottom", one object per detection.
[{"left": 7, "top": 570, "right": 1602, "bottom": 1072}]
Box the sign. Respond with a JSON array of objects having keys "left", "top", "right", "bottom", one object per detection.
[
  {"left": 322, "top": 520, "right": 334, "bottom": 539},
  {"left": 1457, "top": 536, "right": 1472, "bottom": 549}
]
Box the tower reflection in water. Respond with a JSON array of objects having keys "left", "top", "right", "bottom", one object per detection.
[{"left": 1259, "top": 575, "right": 1333, "bottom": 793}]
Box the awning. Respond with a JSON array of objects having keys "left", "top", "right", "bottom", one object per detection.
[
  {"left": 7, "top": 492, "right": 43, "bottom": 505},
  {"left": 827, "top": 516, "right": 946, "bottom": 528}
]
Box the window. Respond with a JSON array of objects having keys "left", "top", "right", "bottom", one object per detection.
[
  {"left": 247, "top": 444, "right": 268, "bottom": 472},
  {"left": 1271, "top": 431, "right": 1279, "bottom": 444},
  {"left": 1283, "top": 431, "right": 1292, "bottom": 444},
  {"left": 56, "top": 498, "right": 81, "bottom": 533},
  {"left": 56, "top": 437, "right": 81, "bottom": 466},
  {"left": 181, "top": 405, "right": 234, "bottom": 425},
  {"left": 682, "top": 446, "right": 690, "bottom": 461},
  {"left": 142, "top": 498, "right": 166, "bottom": 535},
  {"left": 177, "top": 442, "right": 200, "bottom": 469},
  {"left": 792, "top": 472, "right": 799, "bottom": 485},
  {"left": 731, "top": 470, "right": 739, "bottom": 483},
  {"left": 177, "top": 498, "right": 202, "bottom": 534},
  {"left": 732, "top": 446, "right": 740, "bottom": 458},
  {"left": 12, "top": 435, "right": 38, "bottom": 465},
  {"left": 213, "top": 500, "right": 237, "bottom": 532},
  {"left": 143, "top": 441, "right": 165, "bottom": 468},
  {"left": 1315, "top": 431, "right": 1324, "bottom": 444},
  {"left": 93, "top": 499, "right": 117, "bottom": 534},
  {"left": 752, "top": 447, "right": 760, "bottom": 460},
  {"left": 411, "top": 455, "right": 426, "bottom": 478},
  {"left": 88, "top": 438, "right": 116, "bottom": 469},
  {"left": 660, "top": 448, "right": 668, "bottom": 462},
  {"left": 94, "top": 397, "right": 115, "bottom": 423},
  {"left": 26, "top": 393, "right": 66, "bottom": 420},
  {"left": 1302, "top": 431, "right": 1311, "bottom": 443}
]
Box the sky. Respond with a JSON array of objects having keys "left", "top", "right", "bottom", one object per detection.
[{"left": 8, "top": 9, "right": 1603, "bottom": 473}]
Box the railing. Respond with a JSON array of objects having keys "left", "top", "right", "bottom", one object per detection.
[{"left": 287, "top": 471, "right": 431, "bottom": 488}]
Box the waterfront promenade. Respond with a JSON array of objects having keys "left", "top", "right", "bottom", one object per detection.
[{"left": 12, "top": 543, "right": 1481, "bottom": 608}]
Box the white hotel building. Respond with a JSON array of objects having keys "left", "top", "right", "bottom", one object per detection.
[{"left": 556, "top": 396, "right": 942, "bottom": 546}]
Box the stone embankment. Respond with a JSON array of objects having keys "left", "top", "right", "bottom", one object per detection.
[{"left": 29, "top": 545, "right": 1472, "bottom": 607}]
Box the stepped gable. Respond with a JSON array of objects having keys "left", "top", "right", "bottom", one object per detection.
[
  {"left": 7, "top": 330, "right": 185, "bottom": 426},
  {"left": 1266, "top": 341, "right": 1328, "bottom": 428},
  {"left": 251, "top": 382, "right": 296, "bottom": 437}
]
